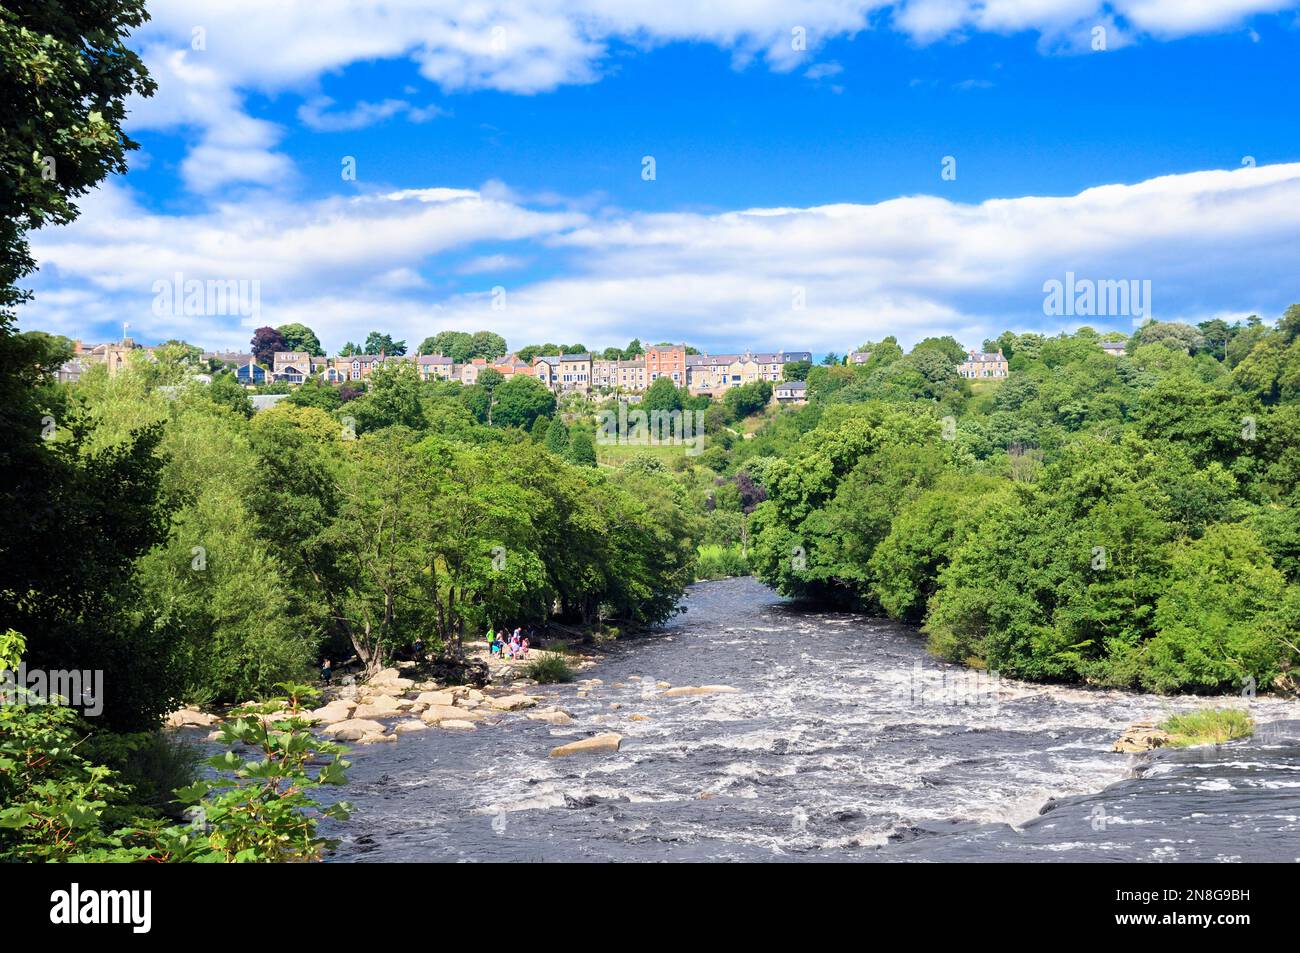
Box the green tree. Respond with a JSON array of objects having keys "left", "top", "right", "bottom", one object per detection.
[
  {"left": 492, "top": 374, "right": 556, "bottom": 429},
  {"left": 1144, "top": 525, "right": 1296, "bottom": 693},
  {"left": 276, "top": 322, "right": 324, "bottom": 356},
  {"left": 136, "top": 395, "right": 315, "bottom": 704},
  {"left": 723, "top": 379, "right": 772, "bottom": 419},
  {"left": 287, "top": 375, "right": 342, "bottom": 412},
  {"left": 3, "top": 352, "right": 178, "bottom": 730},
  {"left": 363, "top": 331, "right": 406, "bottom": 355},
  {"left": 347, "top": 361, "right": 425, "bottom": 432},
  {"left": 643, "top": 376, "right": 684, "bottom": 413},
  {"left": 471, "top": 330, "right": 508, "bottom": 361},
  {"left": 911, "top": 336, "right": 966, "bottom": 364},
  {"left": 782, "top": 360, "right": 811, "bottom": 381},
  {"left": 568, "top": 428, "right": 597, "bottom": 466},
  {"left": 419, "top": 330, "right": 473, "bottom": 361},
  {"left": 208, "top": 372, "right": 252, "bottom": 417},
  {"left": 1132, "top": 321, "right": 1205, "bottom": 354},
  {"left": 0, "top": 0, "right": 155, "bottom": 316},
  {"left": 544, "top": 416, "right": 570, "bottom": 455}
]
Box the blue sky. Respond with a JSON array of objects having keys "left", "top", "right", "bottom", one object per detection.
[{"left": 21, "top": 0, "right": 1300, "bottom": 356}]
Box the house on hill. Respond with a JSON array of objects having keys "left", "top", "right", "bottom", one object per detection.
[{"left": 957, "top": 348, "right": 1009, "bottom": 379}]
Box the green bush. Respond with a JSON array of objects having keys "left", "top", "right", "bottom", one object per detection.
[
  {"left": 521, "top": 651, "right": 575, "bottom": 684},
  {"left": 82, "top": 731, "right": 200, "bottom": 819},
  {"left": 695, "top": 543, "right": 749, "bottom": 580}
]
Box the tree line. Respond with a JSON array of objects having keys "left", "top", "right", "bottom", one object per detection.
[{"left": 732, "top": 317, "right": 1300, "bottom": 694}]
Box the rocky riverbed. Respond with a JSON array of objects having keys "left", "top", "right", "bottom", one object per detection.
[{"left": 173, "top": 577, "right": 1300, "bottom": 861}]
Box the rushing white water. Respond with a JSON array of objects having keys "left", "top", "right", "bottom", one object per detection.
[{"left": 321, "top": 577, "right": 1300, "bottom": 862}]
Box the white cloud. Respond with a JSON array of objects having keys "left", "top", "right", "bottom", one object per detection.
[
  {"left": 297, "top": 96, "right": 445, "bottom": 131},
  {"left": 22, "top": 164, "right": 1300, "bottom": 355},
  {"left": 125, "top": 1, "right": 1298, "bottom": 190},
  {"left": 805, "top": 61, "right": 845, "bottom": 80}
]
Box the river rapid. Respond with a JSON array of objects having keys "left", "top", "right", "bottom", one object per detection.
[{"left": 322, "top": 577, "right": 1300, "bottom": 862}]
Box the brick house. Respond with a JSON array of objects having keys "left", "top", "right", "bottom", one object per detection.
[{"left": 644, "top": 344, "right": 687, "bottom": 386}]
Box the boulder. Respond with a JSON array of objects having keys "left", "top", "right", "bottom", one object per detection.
[
  {"left": 421, "top": 705, "right": 482, "bottom": 724},
  {"left": 362, "top": 681, "right": 414, "bottom": 698},
  {"left": 660, "top": 685, "right": 738, "bottom": 697},
  {"left": 489, "top": 694, "right": 537, "bottom": 712},
  {"left": 393, "top": 719, "right": 428, "bottom": 734},
  {"left": 527, "top": 710, "right": 573, "bottom": 726},
  {"left": 414, "top": 691, "right": 456, "bottom": 708},
  {"left": 358, "top": 731, "right": 397, "bottom": 744},
  {"left": 440, "top": 719, "right": 477, "bottom": 731},
  {"left": 655, "top": 681, "right": 671, "bottom": 689},
  {"left": 629, "top": 714, "right": 650, "bottom": 722},
  {"left": 322, "top": 718, "right": 387, "bottom": 741},
  {"left": 1112, "top": 721, "right": 1172, "bottom": 753},
  {"left": 354, "top": 701, "right": 406, "bottom": 720},
  {"left": 306, "top": 702, "right": 354, "bottom": 725},
  {"left": 549, "top": 733, "right": 622, "bottom": 758},
  {"left": 165, "top": 708, "right": 219, "bottom": 729},
  {"left": 366, "top": 668, "right": 415, "bottom": 693}
]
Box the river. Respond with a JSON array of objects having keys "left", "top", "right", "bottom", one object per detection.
[{"left": 322, "top": 577, "right": 1300, "bottom": 862}]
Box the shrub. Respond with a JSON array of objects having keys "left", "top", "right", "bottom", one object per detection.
[
  {"left": 521, "top": 652, "right": 575, "bottom": 684},
  {"left": 695, "top": 543, "right": 749, "bottom": 580},
  {"left": 82, "top": 731, "right": 200, "bottom": 820},
  {"left": 1160, "top": 709, "right": 1254, "bottom": 747}
]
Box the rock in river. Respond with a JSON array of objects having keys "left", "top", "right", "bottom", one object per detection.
[
  {"left": 165, "top": 708, "right": 219, "bottom": 728},
  {"left": 421, "top": 704, "right": 482, "bottom": 724},
  {"left": 549, "top": 733, "right": 623, "bottom": 758},
  {"left": 489, "top": 694, "right": 537, "bottom": 711},
  {"left": 322, "top": 718, "right": 387, "bottom": 741},
  {"left": 1113, "top": 721, "right": 1172, "bottom": 753}
]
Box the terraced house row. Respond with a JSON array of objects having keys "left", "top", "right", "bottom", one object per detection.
[
  {"left": 231, "top": 344, "right": 814, "bottom": 397},
  {"left": 62, "top": 336, "right": 811, "bottom": 398}
]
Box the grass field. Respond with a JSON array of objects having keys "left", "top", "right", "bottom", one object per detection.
[{"left": 595, "top": 441, "right": 694, "bottom": 467}]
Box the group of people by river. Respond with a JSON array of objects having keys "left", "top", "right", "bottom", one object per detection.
[{"left": 488, "top": 626, "right": 531, "bottom": 661}]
